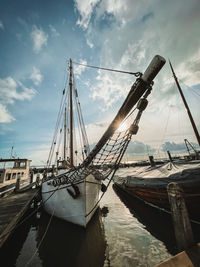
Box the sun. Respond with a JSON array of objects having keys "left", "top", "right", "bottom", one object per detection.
[{"left": 117, "top": 121, "right": 128, "bottom": 132}]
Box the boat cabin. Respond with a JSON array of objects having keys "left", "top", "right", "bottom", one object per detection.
[{"left": 0, "top": 159, "right": 31, "bottom": 184}]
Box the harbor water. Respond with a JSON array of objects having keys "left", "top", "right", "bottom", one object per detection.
[{"left": 1, "top": 167, "right": 200, "bottom": 267}]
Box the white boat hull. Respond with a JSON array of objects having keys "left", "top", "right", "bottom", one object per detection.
[{"left": 42, "top": 174, "right": 101, "bottom": 227}]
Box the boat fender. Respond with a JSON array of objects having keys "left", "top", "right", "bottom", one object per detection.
[
  {"left": 52, "top": 179, "right": 57, "bottom": 187},
  {"left": 56, "top": 179, "right": 61, "bottom": 185},
  {"left": 101, "top": 183, "right": 107, "bottom": 192},
  {"left": 67, "top": 183, "right": 80, "bottom": 199}
]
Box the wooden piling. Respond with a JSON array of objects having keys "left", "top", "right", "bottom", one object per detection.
[
  {"left": 36, "top": 175, "right": 40, "bottom": 188},
  {"left": 15, "top": 177, "right": 21, "bottom": 192},
  {"left": 167, "top": 182, "right": 195, "bottom": 251},
  {"left": 149, "top": 155, "right": 155, "bottom": 167},
  {"left": 30, "top": 172, "right": 34, "bottom": 184},
  {"left": 167, "top": 151, "right": 173, "bottom": 162}
]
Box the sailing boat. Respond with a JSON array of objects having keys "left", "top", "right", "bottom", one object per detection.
[
  {"left": 114, "top": 61, "right": 200, "bottom": 221},
  {"left": 41, "top": 55, "right": 166, "bottom": 227}
]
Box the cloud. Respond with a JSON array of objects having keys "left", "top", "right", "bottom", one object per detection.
[
  {"left": 89, "top": 41, "right": 146, "bottom": 108},
  {"left": 126, "top": 140, "right": 155, "bottom": 155},
  {"left": 74, "top": 1, "right": 200, "bottom": 151},
  {"left": 25, "top": 145, "right": 50, "bottom": 166},
  {"left": 30, "top": 66, "right": 43, "bottom": 86},
  {"left": 0, "top": 20, "right": 4, "bottom": 30},
  {"left": 90, "top": 70, "right": 129, "bottom": 109},
  {"left": 49, "top": 24, "right": 60, "bottom": 37},
  {"left": 86, "top": 121, "right": 108, "bottom": 144},
  {"left": 0, "top": 104, "right": 14, "bottom": 123},
  {"left": 17, "top": 17, "right": 28, "bottom": 28},
  {"left": 0, "top": 77, "right": 36, "bottom": 104},
  {"left": 74, "top": 59, "right": 87, "bottom": 77},
  {"left": 96, "top": 0, "right": 145, "bottom": 25},
  {"left": 75, "top": 0, "right": 200, "bottom": 111},
  {"left": 161, "top": 141, "right": 199, "bottom": 152},
  {"left": 31, "top": 25, "right": 48, "bottom": 53},
  {"left": 74, "top": 0, "right": 100, "bottom": 29},
  {"left": 174, "top": 49, "right": 200, "bottom": 87},
  {"left": 86, "top": 39, "right": 94, "bottom": 48},
  {"left": 0, "top": 77, "right": 36, "bottom": 123}
]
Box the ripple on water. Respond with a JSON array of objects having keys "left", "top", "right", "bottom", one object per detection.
[{"left": 101, "top": 182, "right": 172, "bottom": 267}]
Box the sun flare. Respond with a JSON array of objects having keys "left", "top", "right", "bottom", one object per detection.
[{"left": 117, "top": 121, "right": 128, "bottom": 132}]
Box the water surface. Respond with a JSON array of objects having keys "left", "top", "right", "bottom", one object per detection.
[{"left": 2, "top": 167, "right": 198, "bottom": 266}]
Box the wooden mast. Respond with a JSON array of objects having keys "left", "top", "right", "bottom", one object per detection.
[
  {"left": 169, "top": 61, "right": 200, "bottom": 146},
  {"left": 69, "top": 59, "right": 74, "bottom": 167},
  {"left": 63, "top": 107, "right": 67, "bottom": 161}
]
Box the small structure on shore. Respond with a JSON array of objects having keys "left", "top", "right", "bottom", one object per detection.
[
  {"left": 0, "top": 158, "right": 31, "bottom": 182},
  {"left": 0, "top": 159, "right": 31, "bottom": 195}
]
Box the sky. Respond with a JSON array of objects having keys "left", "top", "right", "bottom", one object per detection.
[{"left": 0, "top": 0, "right": 200, "bottom": 165}]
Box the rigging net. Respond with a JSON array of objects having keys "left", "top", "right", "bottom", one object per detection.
[
  {"left": 46, "top": 55, "right": 166, "bottom": 187},
  {"left": 50, "top": 84, "right": 152, "bottom": 187}
]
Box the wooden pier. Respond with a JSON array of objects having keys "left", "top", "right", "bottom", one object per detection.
[{"left": 0, "top": 187, "right": 40, "bottom": 248}]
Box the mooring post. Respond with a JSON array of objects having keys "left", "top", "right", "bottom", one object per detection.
[
  {"left": 52, "top": 164, "right": 55, "bottom": 176},
  {"left": 167, "top": 150, "right": 173, "bottom": 162},
  {"left": 167, "top": 182, "right": 195, "bottom": 251},
  {"left": 36, "top": 175, "right": 40, "bottom": 188},
  {"left": 30, "top": 171, "right": 34, "bottom": 184},
  {"left": 15, "top": 177, "right": 21, "bottom": 192},
  {"left": 149, "top": 155, "right": 155, "bottom": 167}
]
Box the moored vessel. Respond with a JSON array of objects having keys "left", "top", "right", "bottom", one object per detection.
[
  {"left": 114, "top": 61, "right": 200, "bottom": 221},
  {"left": 42, "top": 55, "right": 166, "bottom": 227}
]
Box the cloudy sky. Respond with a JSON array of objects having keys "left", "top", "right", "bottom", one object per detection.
[{"left": 0, "top": 0, "right": 200, "bottom": 165}]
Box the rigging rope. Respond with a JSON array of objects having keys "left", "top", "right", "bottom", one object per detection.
[
  {"left": 47, "top": 62, "right": 91, "bottom": 169},
  {"left": 72, "top": 75, "right": 90, "bottom": 158},
  {"left": 72, "top": 61, "right": 142, "bottom": 77},
  {"left": 156, "top": 105, "right": 171, "bottom": 158},
  {"left": 47, "top": 86, "right": 70, "bottom": 168}
]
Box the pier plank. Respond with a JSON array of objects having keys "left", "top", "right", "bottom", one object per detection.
[{"left": 0, "top": 188, "right": 40, "bottom": 248}]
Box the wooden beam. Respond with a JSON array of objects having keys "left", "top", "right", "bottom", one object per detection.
[{"left": 167, "top": 182, "right": 194, "bottom": 251}]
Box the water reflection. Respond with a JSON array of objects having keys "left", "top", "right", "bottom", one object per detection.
[
  {"left": 113, "top": 184, "right": 200, "bottom": 255},
  {"left": 36, "top": 208, "right": 107, "bottom": 267},
  {"left": 5, "top": 173, "right": 200, "bottom": 266},
  {"left": 0, "top": 210, "right": 36, "bottom": 267}
]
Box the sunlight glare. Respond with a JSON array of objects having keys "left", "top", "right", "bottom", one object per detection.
[{"left": 117, "top": 121, "right": 128, "bottom": 132}]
